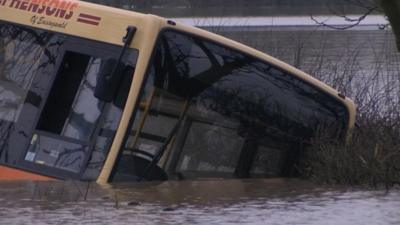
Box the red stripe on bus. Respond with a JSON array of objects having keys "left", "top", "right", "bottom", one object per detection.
[
  {"left": 77, "top": 18, "right": 100, "bottom": 26},
  {"left": 79, "top": 13, "right": 101, "bottom": 21},
  {"left": 0, "top": 166, "right": 54, "bottom": 181}
]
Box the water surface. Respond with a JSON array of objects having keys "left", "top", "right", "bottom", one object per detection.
[{"left": 0, "top": 179, "right": 399, "bottom": 225}]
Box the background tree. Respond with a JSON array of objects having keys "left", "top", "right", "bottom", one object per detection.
[
  {"left": 312, "top": 0, "right": 400, "bottom": 51},
  {"left": 377, "top": 0, "right": 400, "bottom": 51}
]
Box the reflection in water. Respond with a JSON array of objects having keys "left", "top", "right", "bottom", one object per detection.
[{"left": 0, "top": 179, "right": 399, "bottom": 225}]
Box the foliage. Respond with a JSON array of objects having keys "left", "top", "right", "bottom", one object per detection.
[{"left": 302, "top": 117, "right": 400, "bottom": 187}]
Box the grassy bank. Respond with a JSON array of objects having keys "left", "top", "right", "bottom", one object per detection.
[{"left": 302, "top": 118, "right": 400, "bottom": 187}]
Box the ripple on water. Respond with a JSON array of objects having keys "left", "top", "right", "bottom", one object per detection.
[{"left": 0, "top": 179, "right": 399, "bottom": 225}]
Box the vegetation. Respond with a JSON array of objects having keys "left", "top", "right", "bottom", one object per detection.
[
  {"left": 309, "top": 0, "right": 399, "bottom": 52},
  {"left": 298, "top": 38, "right": 400, "bottom": 187},
  {"left": 302, "top": 119, "right": 400, "bottom": 187}
]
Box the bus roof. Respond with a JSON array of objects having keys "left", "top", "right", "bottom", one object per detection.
[{"left": 0, "top": 0, "right": 163, "bottom": 47}]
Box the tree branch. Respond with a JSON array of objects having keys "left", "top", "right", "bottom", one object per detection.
[{"left": 311, "top": 6, "right": 379, "bottom": 30}]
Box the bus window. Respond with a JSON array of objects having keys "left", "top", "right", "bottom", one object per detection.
[
  {"left": 26, "top": 52, "right": 103, "bottom": 173},
  {"left": 25, "top": 50, "right": 137, "bottom": 178},
  {"left": 0, "top": 22, "right": 138, "bottom": 180},
  {"left": 113, "top": 30, "right": 349, "bottom": 181},
  {"left": 0, "top": 23, "right": 64, "bottom": 165},
  {"left": 36, "top": 51, "right": 93, "bottom": 136}
]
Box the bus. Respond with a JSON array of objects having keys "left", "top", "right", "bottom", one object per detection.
[{"left": 0, "top": 0, "right": 356, "bottom": 184}]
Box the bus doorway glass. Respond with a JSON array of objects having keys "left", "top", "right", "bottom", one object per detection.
[{"left": 0, "top": 22, "right": 138, "bottom": 180}]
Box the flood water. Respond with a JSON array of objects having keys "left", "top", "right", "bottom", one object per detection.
[{"left": 0, "top": 179, "right": 399, "bottom": 225}]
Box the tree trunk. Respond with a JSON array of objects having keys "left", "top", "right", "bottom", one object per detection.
[{"left": 378, "top": 0, "right": 400, "bottom": 51}]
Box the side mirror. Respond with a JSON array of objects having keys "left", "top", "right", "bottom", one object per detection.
[
  {"left": 94, "top": 59, "right": 124, "bottom": 102},
  {"left": 113, "top": 66, "right": 135, "bottom": 109}
]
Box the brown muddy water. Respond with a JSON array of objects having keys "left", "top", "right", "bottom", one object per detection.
[{"left": 0, "top": 179, "right": 399, "bottom": 225}]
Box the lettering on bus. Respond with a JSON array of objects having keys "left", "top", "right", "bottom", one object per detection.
[
  {"left": 0, "top": 0, "right": 79, "bottom": 20},
  {"left": 30, "top": 15, "right": 68, "bottom": 28}
]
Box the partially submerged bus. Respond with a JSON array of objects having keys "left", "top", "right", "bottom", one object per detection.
[{"left": 0, "top": 0, "right": 356, "bottom": 184}]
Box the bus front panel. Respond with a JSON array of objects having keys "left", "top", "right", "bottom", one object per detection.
[{"left": 0, "top": 21, "right": 138, "bottom": 180}]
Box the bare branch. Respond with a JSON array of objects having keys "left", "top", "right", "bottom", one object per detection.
[{"left": 311, "top": 6, "right": 379, "bottom": 30}]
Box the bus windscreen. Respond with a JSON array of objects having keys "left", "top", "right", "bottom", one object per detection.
[{"left": 0, "top": 22, "right": 138, "bottom": 180}]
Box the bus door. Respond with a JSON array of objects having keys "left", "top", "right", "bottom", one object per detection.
[
  {"left": 0, "top": 23, "right": 138, "bottom": 180},
  {"left": 110, "top": 88, "right": 188, "bottom": 182}
]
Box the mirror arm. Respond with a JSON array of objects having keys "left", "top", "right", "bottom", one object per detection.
[{"left": 110, "top": 26, "right": 137, "bottom": 81}]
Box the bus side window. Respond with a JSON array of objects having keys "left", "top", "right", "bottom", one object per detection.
[
  {"left": 162, "top": 31, "right": 348, "bottom": 179},
  {"left": 36, "top": 51, "right": 91, "bottom": 135},
  {"left": 115, "top": 30, "right": 348, "bottom": 182}
]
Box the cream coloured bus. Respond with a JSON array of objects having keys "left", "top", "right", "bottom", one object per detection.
[{"left": 0, "top": 0, "right": 356, "bottom": 183}]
